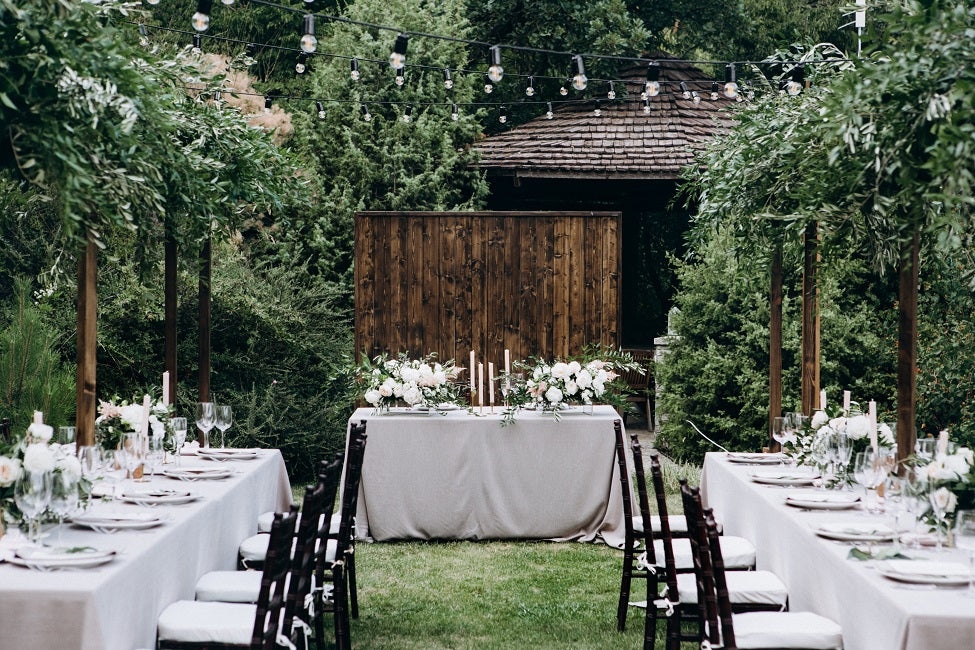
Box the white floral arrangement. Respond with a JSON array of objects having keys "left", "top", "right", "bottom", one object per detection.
[
  {"left": 358, "top": 352, "right": 464, "bottom": 412},
  {"left": 522, "top": 360, "right": 615, "bottom": 411},
  {"left": 96, "top": 395, "right": 171, "bottom": 451}
]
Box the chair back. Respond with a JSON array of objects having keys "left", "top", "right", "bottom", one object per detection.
[
  {"left": 252, "top": 505, "right": 299, "bottom": 650},
  {"left": 704, "top": 509, "right": 738, "bottom": 650},
  {"left": 612, "top": 421, "right": 636, "bottom": 551},
  {"left": 620, "top": 348, "right": 651, "bottom": 393},
  {"left": 680, "top": 482, "right": 720, "bottom": 645},
  {"left": 334, "top": 422, "right": 368, "bottom": 560},
  {"left": 640, "top": 446, "right": 678, "bottom": 594},
  {"left": 310, "top": 456, "right": 345, "bottom": 580}
]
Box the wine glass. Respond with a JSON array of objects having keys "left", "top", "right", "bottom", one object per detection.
[
  {"left": 170, "top": 417, "right": 188, "bottom": 467},
  {"left": 927, "top": 483, "right": 953, "bottom": 551},
  {"left": 121, "top": 432, "right": 145, "bottom": 486},
  {"left": 771, "top": 416, "right": 789, "bottom": 451},
  {"left": 196, "top": 402, "right": 215, "bottom": 449},
  {"left": 829, "top": 432, "right": 852, "bottom": 487},
  {"left": 57, "top": 426, "right": 76, "bottom": 446},
  {"left": 884, "top": 475, "right": 909, "bottom": 550},
  {"left": 214, "top": 405, "right": 233, "bottom": 449},
  {"left": 954, "top": 511, "right": 975, "bottom": 597},
  {"left": 853, "top": 450, "right": 886, "bottom": 513},
  {"left": 14, "top": 470, "right": 52, "bottom": 544},
  {"left": 146, "top": 435, "right": 166, "bottom": 479},
  {"left": 77, "top": 446, "right": 105, "bottom": 484},
  {"left": 903, "top": 471, "right": 930, "bottom": 549},
  {"left": 915, "top": 438, "right": 936, "bottom": 464},
  {"left": 49, "top": 470, "right": 80, "bottom": 550}
]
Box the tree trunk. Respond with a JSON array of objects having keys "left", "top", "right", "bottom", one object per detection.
[
  {"left": 896, "top": 231, "right": 920, "bottom": 466},
  {"left": 165, "top": 217, "right": 178, "bottom": 408},
  {"left": 800, "top": 222, "right": 821, "bottom": 415},
  {"left": 197, "top": 237, "right": 211, "bottom": 444},
  {"left": 769, "top": 242, "right": 783, "bottom": 451},
  {"left": 75, "top": 239, "right": 97, "bottom": 447}
]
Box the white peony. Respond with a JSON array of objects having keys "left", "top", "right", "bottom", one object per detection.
[
  {"left": 845, "top": 415, "right": 871, "bottom": 440},
  {"left": 925, "top": 458, "right": 964, "bottom": 482},
  {"left": 399, "top": 367, "right": 420, "bottom": 384},
  {"left": 567, "top": 361, "right": 582, "bottom": 374},
  {"left": 944, "top": 452, "right": 971, "bottom": 478},
  {"left": 57, "top": 454, "right": 82, "bottom": 479},
  {"left": 877, "top": 423, "right": 894, "bottom": 446},
  {"left": 23, "top": 444, "right": 56, "bottom": 474},
  {"left": 565, "top": 380, "right": 578, "bottom": 396},
  {"left": 592, "top": 380, "right": 605, "bottom": 396},
  {"left": 544, "top": 386, "right": 563, "bottom": 404},
  {"left": 384, "top": 359, "right": 399, "bottom": 370},
  {"left": 550, "top": 362, "right": 571, "bottom": 379},
  {"left": 930, "top": 487, "right": 958, "bottom": 514},
  {"left": 378, "top": 384, "right": 394, "bottom": 398},
  {"left": 828, "top": 417, "right": 848, "bottom": 435},
  {"left": 148, "top": 414, "right": 165, "bottom": 437},
  {"left": 811, "top": 410, "right": 829, "bottom": 428},
  {"left": 432, "top": 370, "right": 447, "bottom": 385},
  {"left": 119, "top": 403, "right": 144, "bottom": 430},
  {"left": 401, "top": 386, "right": 423, "bottom": 405},
  {"left": 364, "top": 389, "right": 382, "bottom": 405},
  {"left": 533, "top": 367, "right": 543, "bottom": 380},
  {"left": 576, "top": 369, "right": 592, "bottom": 389},
  {"left": 958, "top": 447, "right": 974, "bottom": 466},
  {"left": 0, "top": 456, "right": 23, "bottom": 487},
  {"left": 26, "top": 422, "right": 54, "bottom": 443}
]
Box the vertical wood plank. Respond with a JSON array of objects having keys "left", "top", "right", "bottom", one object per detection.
[
  {"left": 455, "top": 216, "right": 473, "bottom": 375},
  {"left": 75, "top": 239, "right": 97, "bottom": 447},
  {"left": 353, "top": 213, "right": 374, "bottom": 362},
  {"left": 164, "top": 218, "right": 178, "bottom": 407},
  {"left": 419, "top": 215, "right": 438, "bottom": 359},
  {"left": 407, "top": 217, "right": 424, "bottom": 355},
  {"left": 800, "top": 222, "right": 819, "bottom": 415},
  {"left": 553, "top": 216, "right": 571, "bottom": 358},
  {"left": 769, "top": 242, "right": 784, "bottom": 452},
  {"left": 519, "top": 216, "right": 537, "bottom": 363},
  {"left": 502, "top": 217, "right": 520, "bottom": 362},
  {"left": 372, "top": 216, "right": 388, "bottom": 358},
  {"left": 584, "top": 215, "right": 599, "bottom": 353},
  {"left": 603, "top": 215, "right": 620, "bottom": 347},
  {"left": 198, "top": 237, "right": 211, "bottom": 409},
  {"left": 439, "top": 215, "right": 457, "bottom": 362},
  {"left": 896, "top": 231, "right": 920, "bottom": 466}
]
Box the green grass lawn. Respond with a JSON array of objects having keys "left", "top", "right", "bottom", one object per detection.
[{"left": 339, "top": 455, "right": 701, "bottom": 649}]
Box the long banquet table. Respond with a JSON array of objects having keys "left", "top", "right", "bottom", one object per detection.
[
  {"left": 702, "top": 452, "right": 975, "bottom": 650},
  {"left": 0, "top": 450, "right": 291, "bottom": 650},
  {"left": 348, "top": 405, "right": 630, "bottom": 547}
]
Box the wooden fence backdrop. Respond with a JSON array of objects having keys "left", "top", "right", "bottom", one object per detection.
[{"left": 354, "top": 211, "right": 622, "bottom": 369}]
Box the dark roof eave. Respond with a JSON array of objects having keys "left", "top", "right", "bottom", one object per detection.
[{"left": 480, "top": 167, "right": 685, "bottom": 181}]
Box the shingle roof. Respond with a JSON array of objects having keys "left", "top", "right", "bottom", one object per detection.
[{"left": 474, "top": 56, "right": 737, "bottom": 180}]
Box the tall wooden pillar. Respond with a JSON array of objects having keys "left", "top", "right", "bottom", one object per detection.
[
  {"left": 164, "top": 217, "right": 178, "bottom": 408},
  {"left": 75, "top": 239, "right": 97, "bottom": 447},
  {"left": 896, "top": 231, "right": 920, "bottom": 465},
  {"left": 769, "top": 242, "right": 783, "bottom": 451},
  {"left": 800, "top": 222, "right": 821, "bottom": 415},
  {"left": 198, "top": 237, "right": 211, "bottom": 404}
]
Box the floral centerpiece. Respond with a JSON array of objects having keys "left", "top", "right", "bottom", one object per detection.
[
  {"left": 95, "top": 395, "right": 171, "bottom": 451},
  {"left": 356, "top": 352, "right": 465, "bottom": 413},
  {"left": 790, "top": 400, "right": 895, "bottom": 470},
  {"left": 916, "top": 441, "right": 974, "bottom": 539}
]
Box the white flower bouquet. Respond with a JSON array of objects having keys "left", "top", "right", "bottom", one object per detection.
[
  {"left": 357, "top": 352, "right": 465, "bottom": 413},
  {"left": 96, "top": 395, "right": 171, "bottom": 451}
]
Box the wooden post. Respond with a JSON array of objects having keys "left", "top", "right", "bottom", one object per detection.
[
  {"left": 769, "top": 242, "right": 783, "bottom": 451},
  {"left": 75, "top": 239, "right": 97, "bottom": 447},
  {"left": 896, "top": 231, "right": 920, "bottom": 466},
  {"left": 800, "top": 222, "right": 820, "bottom": 415},
  {"left": 164, "top": 217, "right": 178, "bottom": 409},
  {"left": 198, "top": 236, "right": 211, "bottom": 405}
]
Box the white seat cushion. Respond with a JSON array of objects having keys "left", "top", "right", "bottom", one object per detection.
[
  {"left": 732, "top": 611, "right": 843, "bottom": 648},
  {"left": 632, "top": 514, "right": 693, "bottom": 535},
  {"left": 258, "top": 511, "right": 341, "bottom": 535},
  {"left": 240, "top": 532, "right": 338, "bottom": 565},
  {"left": 157, "top": 600, "right": 256, "bottom": 644},
  {"left": 196, "top": 570, "right": 263, "bottom": 603},
  {"left": 676, "top": 571, "right": 788, "bottom": 607},
  {"left": 654, "top": 536, "right": 755, "bottom": 570}
]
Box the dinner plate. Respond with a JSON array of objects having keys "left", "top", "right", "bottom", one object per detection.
[
  {"left": 119, "top": 489, "right": 199, "bottom": 506},
  {"left": 411, "top": 404, "right": 463, "bottom": 412},
  {"left": 163, "top": 467, "right": 234, "bottom": 481},
  {"left": 814, "top": 522, "right": 897, "bottom": 542},
  {"left": 71, "top": 512, "right": 164, "bottom": 531},
  {"left": 785, "top": 491, "right": 860, "bottom": 510},
  {"left": 9, "top": 546, "right": 117, "bottom": 570},
  {"left": 198, "top": 448, "right": 260, "bottom": 461},
  {"left": 877, "top": 560, "right": 971, "bottom": 586},
  {"left": 749, "top": 471, "right": 819, "bottom": 486},
  {"left": 727, "top": 453, "right": 788, "bottom": 465}
]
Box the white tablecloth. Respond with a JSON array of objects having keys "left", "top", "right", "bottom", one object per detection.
[
  {"left": 0, "top": 450, "right": 291, "bottom": 650},
  {"left": 702, "top": 452, "right": 975, "bottom": 650},
  {"left": 348, "top": 406, "right": 630, "bottom": 546}
]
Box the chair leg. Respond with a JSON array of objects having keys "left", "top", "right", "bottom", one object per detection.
[
  {"left": 643, "top": 576, "right": 657, "bottom": 650},
  {"left": 333, "top": 568, "right": 351, "bottom": 650},
  {"left": 617, "top": 552, "right": 633, "bottom": 631},
  {"left": 665, "top": 608, "right": 681, "bottom": 650},
  {"left": 347, "top": 550, "right": 359, "bottom": 619}
]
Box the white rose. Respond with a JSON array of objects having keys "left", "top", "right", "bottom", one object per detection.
[
  {"left": 944, "top": 453, "right": 971, "bottom": 478},
  {"left": 567, "top": 361, "right": 582, "bottom": 374},
  {"left": 877, "top": 423, "right": 894, "bottom": 446},
  {"left": 550, "top": 363, "right": 571, "bottom": 379},
  {"left": 828, "top": 417, "right": 848, "bottom": 435},
  {"left": 23, "top": 444, "right": 56, "bottom": 474},
  {"left": 0, "top": 456, "right": 23, "bottom": 487},
  {"left": 958, "top": 447, "right": 975, "bottom": 466},
  {"left": 925, "top": 459, "right": 961, "bottom": 482},
  {"left": 57, "top": 455, "right": 82, "bottom": 479},
  {"left": 930, "top": 487, "right": 958, "bottom": 514},
  {"left": 27, "top": 422, "right": 54, "bottom": 443},
  {"left": 565, "top": 380, "right": 578, "bottom": 396},
  {"left": 533, "top": 367, "right": 543, "bottom": 380},
  {"left": 595, "top": 369, "right": 609, "bottom": 384},
  {"left": 364, "top": 389, "right": 382, "bottom": 405},
  {"left": 384, "top": 359, "right": 398, "bottom": 370},
  {"left": 402, "top": 386, "right": 423, "bottom": 405},
  {"left": 811, "top": 410, "right": 829, "bottom": 428},
  {"left": 378, "top": 385, "right": 393, "bottom": 398},
  {"left": 845, "top": 415, "right": 871, "bottom": 441},
  {"left": 400, "top": 367, "right": 420, "bottom": 383},
  {"left": 120, "top": 404, "right": 144, "bottom": 430},
  {"left": 432, "top": 370, "right": 447, "bottom": 385},
  {"left": 576, "top": 369, "right": 592, "bottom": 389},
  {"left": 544, "top": 386, "right": 563, "bottom": 404}
]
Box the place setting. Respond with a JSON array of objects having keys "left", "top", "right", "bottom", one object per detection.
[
  {"left": 749, "top": 468, "right": 820, "bottom": 486},
  {"left": 785, "top": 490, "right": 861, "bottom": 510},
  {"left": 71, "top": 509, "right": 166, "bottom": 534},
  {"left": 726, "top": 451, "right": 788, "bottom": 465}
]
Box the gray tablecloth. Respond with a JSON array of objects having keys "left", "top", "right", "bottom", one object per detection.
[
  {"left": 348, "top": 406, "right": 629, "bottom": 546},
  {"left": 0, "top": 450, "right": 292, "bottom": 650},
  {"left": 702, "top": 452, "right": 975, "bottom": 650}
]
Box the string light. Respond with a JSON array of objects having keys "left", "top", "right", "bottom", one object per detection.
[
  {"left": 350, "top": 58, "right": 360, "bottom": 81},
  {"left": 559, "top": 81, "right": 568, "bottom": 96},
  {"left": 245, "top": 43, "right": 257, "bottom": 57},
  {"left": 300, "top": 14, "right": 317, "bottom": 53},
  {"left": 191, "top": 34, "right": 202, "bottom": 54},
  {"left": 606, "top": 81, "right": 615, "bottom": 100},
  {"left": 389, "top": 33, "right": 408, "bottom": 70},
  {"left": 222, "top": 0, "right": 234, "bottom": 5},
  {"left": 679, "top": 81, "right": 690, "bottom": 99},
  {"left": 361, "top": 104, "right": 372, "bottom": 121},
  {"left": 692, "top": 90, "right": 701, "bottom": 105},
  {"left": 139, "top": 24, "right": 149, "bottom": 46},
  {"left": 451, "top": 103, "right": 459, "bottom": 121},
  {"left": 710, "top": 82, "right": 719, "bottom": 101},
  {"left": 443, "top": 68, "right": 452, "bottom": 89},
  {"left": 484, "top": 82, "right": 493, "bottom": 94},
  {"left": 264, "top": 94, "right": 273, "bottom": 113},
  {"left": 402, "top": 104, "right": 413, "bottom": 123},
  {"left": 316, "top": 101, "right": 325, "bottom": 119},
  {"left": 487, "top": 45, "right": 504, "bottom": 83},
  {"left": 593, "top": 99, "right": 601, "bottom": 117},
  {"left": 295, "top": 53, "right": 308, "bottom": 74},
  {"left": 643, "top": 62, "right": 660, "bottom": 98},
  {"left": 395, "top": 70, "right": 405, "bottom": 86},
  {"left": 525, "top": 76, "right": 535, "bottom": 96},
  {"left": 498, "top": 105, "right": 507, "bottom": 124},
  {"left": 545, "top": 102, "right": 554, "bottom": 119},
  {"left": 784, "top": 65, "right": 804, "bottom": 96},
  {"left": 723, "top": 64, "right": 739, "bottom": 99},
  {"left": 642, "top": 97, "right": 651, "bottom": 114},
  {"left": 192, "top": 0, "right": 212, "bottom": 32},
  {"left": 571, "top": 55, "right": 587, "bottom": 91}
]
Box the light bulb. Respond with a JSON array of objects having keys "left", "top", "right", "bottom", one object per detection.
[
  {"left": 559, "top": 85, "right": 568, "bottom": 96},
  {"left": 484, "top": 83, "right": 493, "bottom": 94},
  {"left": 295, "top": 54, "right": 307, "bottom": 74},
  {"left": 710, "top": 82, "right": 719, "bottom": 101},
  {"left": 300, "top": 15, "right": 317, "bottom": 53},
  {"left": 593, "top": 105, "right": 601, "bottom": 117},
  {"left": 147, "top": 0, "right": 160, "bottom": 5},
  {"left": 785, "top": 80, "right": 802, "bottom": 96},
  {"left": 390, "top": 33, "right": 408, "bottom": 70},
  {"left": 487, "top": 45, "right": 504, "bottom": 83},
  {"left": 545, "top": 102, "right": 553, "bottom": 119},
  {"left": 443, "top": 69, "right": 452, "bottom": 90},
  {"left": 735, "top": 94, "right": 744, "bottom": 103},
  {"left": 192, "top": 12, "right": 209, "bottom": 32},
  {"left": 451, "top": 104, "right": 459, "bottom": 121},
  {"left": 571, "top": 54, "right": 587, "bottom": 91},
  {"left": 351, "top": 59, "right": 360, "bottom": 81},
  {"left": 499, "top": 114, "right": 507, "bottom": 124},
  {"left": 525, "top": 76, "right": 534, "bottom": 96},
  {"left": 642, "top": 98, "right": 651, "bottom": 114},
  {"left": 264, "top": 96, "right": 272, "bottom": 113},
  {"left": 138, "top": 24, "right": 149, "bottom": 46},
  {"left": 402, "top": 105, "right": 412, "bottom": 123},
  {"left": 361, "top": 105, "right": 372, "bottom": 122},
  {"left": 607, "top": 81, "right": 615, "bottom": 100},
  {"left": 221, "top": 0, "right": 234, "bottom": 4},
  {"left": 316, "top": 101, "right": 325, "bottom": 120},
  {"left": 723, "top": 64, "right": 739, "bottom": 99},
  {"left": 396, "top": 74, "right": 405, "bottom": 86},
  {"left": 645, "top": 81, "right": 660, "bottom": 98},
  {"left": 645, "top": 62, "right": 661, "bottom": 98},
  {"left": 786, "top": 65, "right": 805, "bottom": 96},
  {"left": 692, "top": 91, "right": 700, "bottom": 105},
  {"left": 191, "top": 34, "right": 202, "bottom": 55},
  {"left": 679, "top": 82, "right": 690, "bottom": 99}
]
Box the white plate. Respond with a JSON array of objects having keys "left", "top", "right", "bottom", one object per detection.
[
  {"left": 877, "top": 560, "right": 971, "bottom": 586},
  {"left": 71, "top": 512, "right": 164, "bottom": 531},
  {"left": 411, "top": 404, "right": 463, "bottom": 412},
  {"left": 9, "top": 546, "right": 117, "bottom": 570},
  {"left": 163, "top": 467, "right": 234, "bottom": 481},
  {"left": 814, "top": 522, "right": 897, "bottom": 542},
  {"left": 198, "top": 448, "right": 260, "bottom": 461},
  {"left": 727, "top": 453, "right": 788, "bottom": 465},
  {"left": 785, "top": 491, "right": 860, "bottom": 510},
  {"left": 750, "top": 471, "right": 819, "bottom": 486},
  {"left": 120, "top": 489, "right": 199, "bottom": 506}
]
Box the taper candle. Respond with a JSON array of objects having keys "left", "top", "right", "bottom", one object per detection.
[
  {"left": 488, "top": 362, "right": 495, "bottom": 405},
  {"left": 820, "top": 389, "right": 827, "bottom": 410},
  {"left": 162, "top": 371, "right": 171, "bottom": 406},
  {"left": 843, "top": 390, "right": 851, "bottom": 413},
  {"left": 478, "top": 362, "right": 484, "bottom": 407},
  {"left": 470, "top": 350, "right": 476, "bottom": 392}
]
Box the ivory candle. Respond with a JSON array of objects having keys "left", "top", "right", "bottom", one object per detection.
[
  {"left": 842, "top": 390, "right": 851, "bottom": 413},
  {"left": 488, "top": 362, "right": 495, "bottom": 405},
  {"left": 938, "top": 429, "right": 949, "bottom": 457},
  {"left": 162, "top": 371, "right": 171, "bottom": 406},
  {"left": 478, "top": 362, "right": 484, "bottom": 407},
  {"left": 504, "top": 349, "right": 510, "bottom": 374},
  {"left": 470, "top": 350, "right": 476, "bottom": 392},
  {"left": 868, "top": 400, "right": 878, "bottom": 452},
  {"left": 819, "top": 389, "right": 827, "bottom": 410},
  {"left": 32, "top": 411, "right": 43, "bottom": 424},
  {"left": 141, "top": 394, "right": 152, "bottom": 436}
]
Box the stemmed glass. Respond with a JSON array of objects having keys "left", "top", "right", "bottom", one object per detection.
[
  {"left": 771, "top": 416, "right": 789, "bottom": 452},
  {"left": 57, "top": 426, "right": 76, "bottom": 446},
  {"left": 902, "top": 471, "right": 930, "bottom": 549},
  {"left": 953, "top": 511, "right": 975, "bottom": 597},
  {"left": 121, "top": 432, "right": 144, "bottom": 488},
  {"left": 829, "top": 432, "right": 852, "bottom": 487},
  {"left": 170, "top": 417, "right": 188, "bottom": 467},
  {"left": 145, "top": 435, "right": 166, "bottom": 478},
  {"left": 884, "top": 475, "right": 909, "bottom": 550},
  {"left": 928, "top": 483, "right": 953, "bottom": 551},
  {"left": 77, "top": 446, "right": 105, "bottom": 484},
  {"left": 196, "top": 402, "right": 215, "bottom": 449},
  {"left": 14, "top": 470, "right": 52, "bottom": 544},
  {"left": 915, "top": 438, "right": 936, "bottom": 464},
  {"left": 214, "top": 405, "right": 233, "bottom": 449},
  {"left": 853, "top": 450, "right": 887, "bottom": 513},
  {"left": 49, "top": 470, "right": 80, "bottom": 550}
]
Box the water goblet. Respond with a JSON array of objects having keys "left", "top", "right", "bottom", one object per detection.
[
  {"left": 915, "top": 438, "right": 936, "bottom": 464},
  {"left": 884, "top": 475, "right": 909, "bottom": 550},
  {"left": 170, "top": 417, "right": 188, "bottom": 467},
  {"left": 928, "top": 483, "right": 954, "bottom": 551},
  {"left": 77, "top": 446, "right": 105, "bottom": 483},
  {"left": 14, "top": 470, "right": 52, "bottom": 544},
  {"left": 853, "top": 450, "right": 885, "bottom": 513},
  {"left": 771, "top": 416, "right": 789, "bottom": 452},
  {"left": 49, "top": 469, "right": 80, "bottom": 550},
  {"left": 146, "top": 435, "right": 166, "bottom": 478},
  {"left": 57, "top": 426, "right": 76, "bottom": 446},
  {"left": 214, "top": 404, "right": 233, "bottom": 449},
  {"left": 196, "top": 402, "right": 215, "bottom": 449},
  {"left": 829, "top": 432, "right": 852, "bottom": 488},
  {"left": 121, "top": 432, "right": 145, "bottom": 486},
  {"left": 954, "top": 511, "right": 975, "bottom": 597}
]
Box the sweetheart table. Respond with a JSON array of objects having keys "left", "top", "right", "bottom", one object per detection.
[
  {"left": 0, "top": 450, "right": 291, "bottom": 650},
  {"left": 347, "top": 405, "right": 630, "bottom": 546},
  {"left": 702, "top": 452, "right": 975, "bottom": 650}
]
